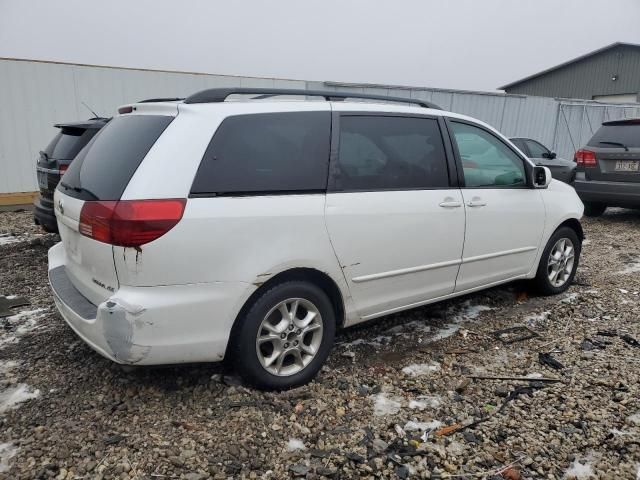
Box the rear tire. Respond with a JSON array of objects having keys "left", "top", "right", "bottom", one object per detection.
[
  {"left": 583, "top": 202, "right": 606, "bottom": 217},
  {"left": 232, "top": 281, "right": 335, "bottom": 390},
  {"left": 534, "top": 226, "right": 581, "bottom": 296}
]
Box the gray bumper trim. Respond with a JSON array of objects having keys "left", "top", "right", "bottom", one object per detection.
[{"left": 49, "top": 266, "right": 97, "bottom": 320}]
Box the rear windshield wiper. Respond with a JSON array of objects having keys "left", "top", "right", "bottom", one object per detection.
[
  {"left": 599, "top": 141, "right": 629, "bottom": 151},
  {"left": 60, "top": 181, "right": 99, "bottom": 201}
]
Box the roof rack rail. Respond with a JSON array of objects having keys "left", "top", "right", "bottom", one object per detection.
[
  {"left": 138, "top": 97, "right": 184, "bottom": 103},
  {"left": 183, "top": 88, "right": 441, "bottom": 110}
]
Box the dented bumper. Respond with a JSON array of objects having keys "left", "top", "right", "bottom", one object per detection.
[{"left": 48, "top": 243, "right": 252, "bottom": 365}]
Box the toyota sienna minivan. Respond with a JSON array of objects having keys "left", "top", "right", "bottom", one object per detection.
[{"left": 48, "top": 88, "right": 584, "bottom": 389}]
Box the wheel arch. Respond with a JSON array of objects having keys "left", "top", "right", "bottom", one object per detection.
[
  {"left": 225, "top": 267, "right": 346, "bottom": 358},
  {"left": 557, "top": 217, "right": 584, "bottom": 241}
]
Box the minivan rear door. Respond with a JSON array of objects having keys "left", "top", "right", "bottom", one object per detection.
[
  {"left": 55, "top": 110, "right": 176, "bottom": 306},
  {"left": 585, "top": 121, "right": 640, "bottom": 183},
  {"left": 325, "top": 111, "right": 465, "bottom": 319}
]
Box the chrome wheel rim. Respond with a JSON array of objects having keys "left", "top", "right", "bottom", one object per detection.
[
  {"left": 547, "top": 238, "right": 575, "bottom": 287},
  {"left": 256, "top": 298, "right": 323, "bottom": 376}
]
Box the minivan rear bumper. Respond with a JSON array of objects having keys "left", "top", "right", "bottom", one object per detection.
[
  {"left": 48, "top": 242, "right": 251, "bottom": 365},
  {"left": 574, "top": 177, "right": 640, "bottom": 207},
  {"left": 34, "top": 196, "right": 58, "bottom": 232}
]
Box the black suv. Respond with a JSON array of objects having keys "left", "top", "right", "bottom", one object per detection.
[
  {"left": 34, "top": 118, "right": 109, "bottom": 231},
  {"left": 574, "top": 119, "right": 640, "bottom": 217}
]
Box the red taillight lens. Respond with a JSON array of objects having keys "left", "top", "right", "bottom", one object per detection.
[
  {"left": 59, "top": 164, "right": 69, "bottom": 174},
  {"left": 574, "top": 149, "right": 597, "bottom": 167},
  {"left": 79, "top": 199, "right": 186, "bottom": 247}
]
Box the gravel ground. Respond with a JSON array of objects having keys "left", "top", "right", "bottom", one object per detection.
[{"left": 1, "top": 209, "right": 639, "bottom": 479}]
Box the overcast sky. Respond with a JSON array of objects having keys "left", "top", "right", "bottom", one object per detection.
[{"left": 1, "top": 0, "right": 639, "bottom": 92}]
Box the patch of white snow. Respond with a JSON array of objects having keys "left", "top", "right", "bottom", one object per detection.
[
  {"left": 0, "top": 384, "right": 41, "bottom": 414},
  {"left": 286, "top": 438, "right": 306, "bottom": 452},
  {"left": 402, "top": 362, "right": 441, "bottom": 376},
  {"left": 0, "top": 443, "right": 18, "bottom": 473},
  {"left": 564, "top": 459, "right": 595, "bottom": 479},
  {"left": 371, "top": 392, "right": 403, "bottom": 416}
]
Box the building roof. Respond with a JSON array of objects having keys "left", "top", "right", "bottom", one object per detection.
[{"left": 499, "top": 42, "right": 640, "bottom": 90}]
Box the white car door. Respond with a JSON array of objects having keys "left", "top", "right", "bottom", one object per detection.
[
  {"left": 446, "top": 120, "right": 546, "bottom": 292},
  {"left": 325, "top": 113, "right": 465, "bottom": 320}
]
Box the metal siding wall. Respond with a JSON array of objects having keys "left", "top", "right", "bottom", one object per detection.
[
  {"left": 1, "top": 58, "right": 638, "bottom": 194},
  {"left": 506, "top": 46, "right": 640, "bottom": 100}
]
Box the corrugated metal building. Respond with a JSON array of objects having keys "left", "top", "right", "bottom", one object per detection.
[
  {"left": 2, "top": 57, "right": 640, "bottom": 205},
  {"left": 501, "top": 42, "right": 640, "bottom": 103}
]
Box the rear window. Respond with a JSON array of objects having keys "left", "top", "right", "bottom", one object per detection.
[
  {"left": 60, "top": 115, "right": 173, "bottom": 201},
  {"left": 588, "top": 124, "right": 640, "bottom": 148},
  {"left": 44, "top": 127, "right": 99, "bottom": 160},
  {"left": 191, "top": 112, "right": 330, "bottom": 195}
]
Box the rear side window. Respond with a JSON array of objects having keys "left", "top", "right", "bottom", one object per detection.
[
  {"left": 588, "top": 124, "right": 640, "bottom": 148},
  {"left": 60, "top": 115, "right": 173, "bottom": 200},
  {"left": 333, "top": 115, "right": 449, "bottom": 191},
  {"left": 191, "top": 112, "right": 331, "bottom": 195},
  {"left": 44, "top": 127, "right": 99, "bottom": 160}
]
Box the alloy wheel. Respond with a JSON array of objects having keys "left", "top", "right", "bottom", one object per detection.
[
  {"left": 256, "top": 298, "right": 323, "bottom": 376},
  {"left": 547, "top": 238, "right": 575, "bottom": 287}
]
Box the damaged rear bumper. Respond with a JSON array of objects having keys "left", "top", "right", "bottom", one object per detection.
[{"left": 48, "top": 242, "right": 252, "bottom": 365}]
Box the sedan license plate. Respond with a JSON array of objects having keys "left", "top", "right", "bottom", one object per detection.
[
  {"left": 615, "top": 160, "right": 640, "bottom": 172},
  {"left": 37, "top": 171, "right": 48, "bottom": 189}
]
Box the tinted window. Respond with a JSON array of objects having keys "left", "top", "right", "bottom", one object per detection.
[
  {"left": 510, "top": 138, "right": 528, "bottom": 155},
  {"left": 191, "top": 112, "right": 330, "bottom": 195},
  {"left": 333, "top": 116, "right": 449, "bottom": 191},
  {"left": 60, "top": 115, "right": 173, "bottom": 200},
  {"left": 525, "top": 139, "right": 549, "bottom": 158},
  {"left": 450, "top": 122, "right": 526, "bottom": 188},
  {"left": 588, "top": 124, "right": 640, "bottom": 148},
  {"left": 44, "top": 127, "right": 99, "bottom": 160}
]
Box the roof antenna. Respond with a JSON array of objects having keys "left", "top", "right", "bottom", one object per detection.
[{"left": 81, "top": 101, "right": 100, "bottom": 119}]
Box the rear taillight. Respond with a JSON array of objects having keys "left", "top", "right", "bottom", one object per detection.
[
  {"left": 59, "top": 164, "right": 69, "bottom": 175},
  {"left": 574, "top": 149, "right": 597, "bottom": 167},
  {"left": 79, "top": 199, "right": 186, "bottom": 248}
]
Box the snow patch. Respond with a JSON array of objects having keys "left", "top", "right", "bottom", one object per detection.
[
  {"left": 525, "top": 372, "right": 544, "bottom": 379},
  {"left": 402, "top": 362, "right": 441, "bottom": 376},
  {"left": 561, "top": 293, "right": 579, "bottom": 304},
  {"left": 0, "top": 235, "right": 22, "bottom": 246},
  {"left": 0, "top": 384, "right": 41, "bottom": 414},
  {"left": 0, "top": 443, "right": 18, "bottom": 473},
  {"left": 0, "top": 360, "right": 19, "bottom": 375},
  {"left": 371, "top": 392, "right": 403, "bottom": 416},
  {"left": 453, "top": 302, "right": 493, "bottom": 321},
  {"left": 408, "top": 395, "right": 441, "bottom": 410},
  {"left": 525, "top": 311, "right": 550, "bottom": 325},
  {"left": 403, "top": 420, "right": 442, "bottom": 431},
  {"left": 627, "top": 413, "right": 640, "bottom": 426},
  {"left": 286, "top": 438, "right": 306, "bottom": 452},
  {"left": 564, "top": 459, "right": 595, "bottom": 479},
  {"left": 0, "top": 308, "right": 47, "bottom": 347}
]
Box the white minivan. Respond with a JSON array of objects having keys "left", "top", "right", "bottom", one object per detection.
[{"left": 49, "top": 88, "right": 584, "bottom": 389}]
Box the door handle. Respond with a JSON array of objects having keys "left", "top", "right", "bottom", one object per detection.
[
  {"left": 466, "top": 197, "right": 487, "bottom": 207},
  {"left": 439, "top": 199, "right": 462, "bottom": 208}
]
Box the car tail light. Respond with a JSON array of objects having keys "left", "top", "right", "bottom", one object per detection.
[
  {"left": 574, "top": 149, "right": 597, "bottom": 167},
  {"left": 79, "top": 199, "right": 186, "bottom": 247},
  {"left": 59, "top": 164, "right": 69, "bottom": 174}
]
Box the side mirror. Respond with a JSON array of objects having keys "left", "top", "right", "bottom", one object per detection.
[{"left": 534, "top": 166, "right": 552, "bottom": 188}]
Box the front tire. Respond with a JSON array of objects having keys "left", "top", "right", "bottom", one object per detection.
[
  {"left": 534, "top": 226, "right": 581, "bottom": 295},
  {"left": 232, "top": 281, "right": 336, "bottom": 390},
  {"left": 583, "top": 202, "right": 606, "bottom": 217}
]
